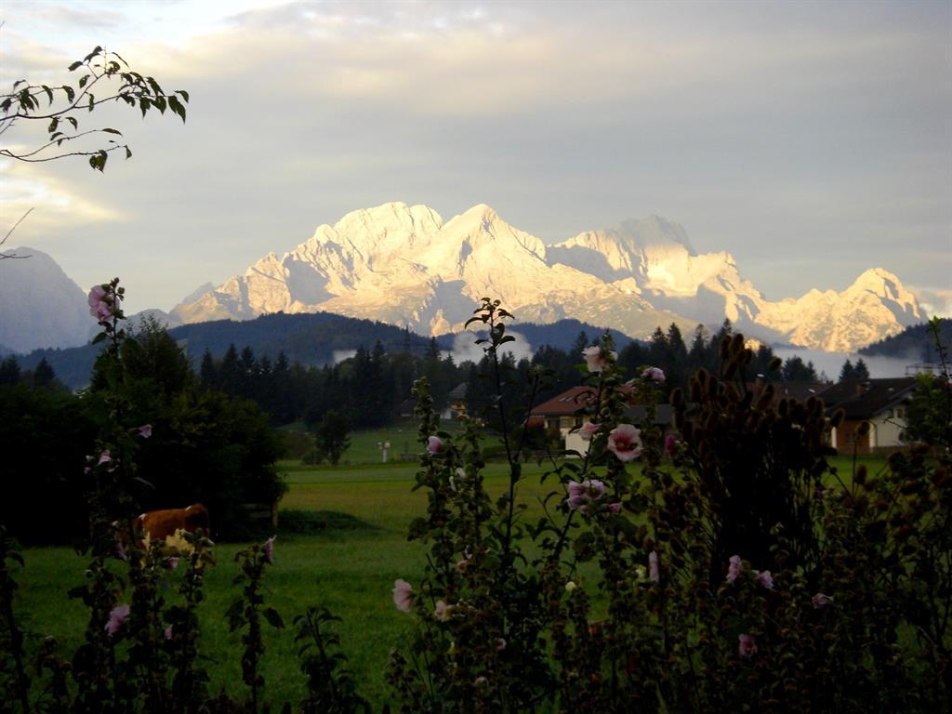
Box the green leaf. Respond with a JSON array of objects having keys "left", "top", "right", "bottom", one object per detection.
[
  {"left": 168, "top": 95, "right": 187, "bottom": 122},
  {"left": 102, "top": 127, "right": 122, "bottom": 135},
  {"left": 68, "top": 61, "right": 83, "bottom": 71},
  {"left": 177, "top": 89, "right": 190, "bottom": 102},
  {"left": 264, "top": 607, "right": 285, "bottom": 629},
  {"left": 62, "top": 85, "right": 75, "bottom": 103}
]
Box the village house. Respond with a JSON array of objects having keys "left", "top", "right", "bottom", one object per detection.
[
  {"left": 819, "top": 377, "right": 918, "bottom": 455},
  {"left": 529, "top": 386, "right": 675, "bottom": 455}
]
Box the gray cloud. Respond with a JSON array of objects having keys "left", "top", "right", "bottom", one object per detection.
[{"left": 1, "top": 0, "right": 949, "bottom": 317}]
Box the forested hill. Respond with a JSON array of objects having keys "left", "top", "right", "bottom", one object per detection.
[
  {"left": 859, "top": 318, "right": 951, "bottom": 362},
  {"left": 12, "top": 311, "right": 634, "bottom": 390},
  {"left": 169, "top": 312, "right": 442, "bottom": 363}
]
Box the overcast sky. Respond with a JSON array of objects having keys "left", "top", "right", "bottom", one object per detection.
[{"left": 1, "top": 0, "right": 950, "bottom": 317}]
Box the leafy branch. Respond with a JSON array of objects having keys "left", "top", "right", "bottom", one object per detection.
[{"left": 1, "top": 46, "right": 189, "bottom": 171}]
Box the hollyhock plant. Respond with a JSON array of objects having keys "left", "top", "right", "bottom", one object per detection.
[
  {"left": 105, "top": 603, "right": 130, "bottom": 636},
  {"left": 393, "top": 579, "right": 414, "bottom": 613},
  {"left": 642, "top": 366, "right": 666, "bottom": 382},
  {"left": 582, "top": 346, "right": 615, "bottom": 374},
  {"left": 566, "top": 479, "right": 607, "bottom": 512},
  {"left": 88, "top": 284, "right": 114, "bottom": 322},
  {"left": 812, "top": 593, "right": 833, "bottom": 608},
  {"left": 738, "top": 633, "right": 758, "bottom": 658},
  {"left": 137, "top": 424, "right": 152, "bottom": 439},
  {"left": 434, "top": 600, "right": 453, "bottom": 622},
  {"left": 578, "top": 421, "right": 599, "bottom": 441},
  {"left": 607, "top": 424, "right": 642, "bottom": 462},
  {"left": 263, "top": 535, "right": 276, "bottom": 564},
  {"left": 664, "top": 433, "right": 678, "bottom": 457},
  {"left": 726, "top": 555, "right": 742, "bottom": 584},
  {"left": 426, "top": 436, "right": 444, "bottom": 455},
  {"left": 755, "top": 570, "right": 774, "bottom": 590}
]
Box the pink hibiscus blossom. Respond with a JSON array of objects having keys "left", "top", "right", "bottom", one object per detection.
[
  {"left": 648, "top": 551, "right": 660, "bottom": 583},
  {"left": 726, "top": 555, "right": 742, "bottom": 584},
  {"left": 88, "top": 285, "right": 114, "bottom": 322},
  {"left": 578, "top": 421, "right": 599, "bottom": 441},
  {"left": 738, "top": 633, "right": 758, "bottom": 658},
  {"left": 97, "top": 450, "right": 112, "bottom": 466},
  {"left": 434, "top": 600, "right": 453, "bottom": 622},
  {"left": 105, "top": 603, "right": 131, "bottom": 636},
  {"left": 566, "top": 479, "right": 606, "bottom": 512},
  {"left": 426, "top": 435, "right": 444, "bottom": 455},
  {"left": 263, "top": 535, "right": 276, "bottom": 564},
  {"left": 607, "top": 424, "right": 642, "bottom": 462},
  {"left": 812, "top": 592, "right": 833, "bottom": 608},
  {"left": 582, "top": 346, "right": 615, "bottom": 374},
  {"left": 137, "top": 424, "right": 152, "bottom": 439},
  {"left": 164, "top": 557, "right": 180, "bottom": 571},
  {"left": 755, "top": 570, "right": 774, "bottom": 590},
  {"left": 164, "top": 625, "right": 174, "bottom": 641},
  {"left": 642, "top": 367, "right": 666, "bottom": 382},
  {"left": 393, "top": 579, "right": 414, "bottom": 613},
  {"left": 664, "top": 433, "right": 678, "bottom": 457}
]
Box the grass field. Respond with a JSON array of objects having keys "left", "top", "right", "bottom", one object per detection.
[{"left": 10, "top": 433, "right": 888, "bottom": 710}]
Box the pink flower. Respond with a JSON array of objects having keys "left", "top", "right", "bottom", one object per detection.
[
  {"left": 664, "top": 433, "right": 678, "bottom": 457},
  {"left": 648, "top": 551, "right": 660, "bottom": 583},
  {"left": 426, "top": 436, "right": 444, "bottom": 455},
  {"left": 812, "top": 592, "right": 833, "bottom": 608},
  {"left": 164, "top": 625, "right": 174, "bottom": 641},
  {"left": 607, "top": 501, "right": 622, "bottom": 515},
  {"left": 566, "top": 479, "right": 606, "bottom": 512},
  {"left": 495, "top": 637, "right": 507, "bottom": 652},
  {"left": 582, "top": 346, "right": 615, "bottom": 373},
  {"left": 88, "top": 285, "right": 113, "bottom": 322},
  {"left": 578, "top": 421, "right": 599, "bottom": 441},
  {"left": 642, "top": 367, "right": 666, "bottom": 382},
  {"left": 97, "top": 450, "right": 112, "bottom": 466},
  {"left": 755, "top": 570, "right": 774, "bottom": 590},
  {"left": 137, "top": 424, "right": 152, "bottom": 439},
  {"left": 393, "top": 579, "right": 414, "bottom": 613},
  {"left": 434, "top": 600, "right": 453, "bottom": 622},
  {"left": 738, "top": 633, "right": 757, "bottom": 658},
  {"left": 263, "top": 535, "right": 276, "bottom": 564},
  {"left": 726, "top": 555, "right": 742, "bottom": 584},
  {"left": 607, "top": 424, "right": 642, "bottom": 462},
  {"left": 165, "top": 557, "right": 180, "bottom": 571},
  {"left": 105, "top": 603, "right": 130, "bottom": 636}
]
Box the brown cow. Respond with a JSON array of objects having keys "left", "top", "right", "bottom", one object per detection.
[{"left": 136, "top": 503, "right": 209, "bottom": 541}]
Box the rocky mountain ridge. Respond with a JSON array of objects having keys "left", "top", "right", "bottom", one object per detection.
[{"left": 171, "top": 203, "right": 924, "bottom": 352}]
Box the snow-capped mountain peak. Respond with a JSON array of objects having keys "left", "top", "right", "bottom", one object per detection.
[{"left": 169, "top": 203, "right": 924, "bottom": 352}]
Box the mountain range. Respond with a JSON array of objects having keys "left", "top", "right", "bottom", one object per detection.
[{"left": 169, "top": 202, "right": 924, "bottom": 353}]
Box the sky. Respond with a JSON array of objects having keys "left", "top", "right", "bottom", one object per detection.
[{"left": 1, "top": 0, "right": 950, "bottom": 317}]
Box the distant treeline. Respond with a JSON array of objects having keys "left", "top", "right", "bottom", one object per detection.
[
  {"left": 4, "top": 314, "right": 829, "bottom": 433},
  {"left": 859, "top": 318, "right": 952, "bottom": 362},
  {"left": 192, "top": 319, "right": 821, "bottom": 429}
]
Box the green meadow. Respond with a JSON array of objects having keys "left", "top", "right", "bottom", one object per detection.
[{"left": 11, "top": 431, "right": 887, "bottom": 710}]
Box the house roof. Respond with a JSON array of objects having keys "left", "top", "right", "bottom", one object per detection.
[
  {"left": 819, "top": 378, "right": 917, "bottom": 419},
  {"left": 530, "top": 386, "right": 598, "bottom": 417}
]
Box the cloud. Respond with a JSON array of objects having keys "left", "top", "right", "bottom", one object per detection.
[
  {"left": 1, "top": 0, "right": 948, "bottom": 318},
  {"left": 913, "top": 288, "right": 952, "bottom": 319}
]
